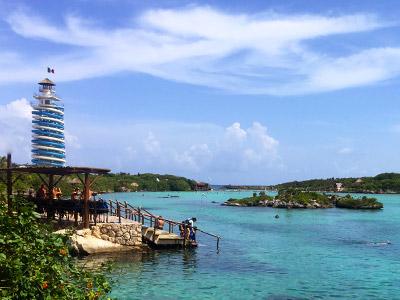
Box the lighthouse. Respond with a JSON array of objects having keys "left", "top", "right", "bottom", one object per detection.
[{"left": 31, "top": 78, "right": 66, "bottom": 167}]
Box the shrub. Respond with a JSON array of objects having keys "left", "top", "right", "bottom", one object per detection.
[
  {"left": 336, "top": 195, "right": 383, "bottom": 209},
  {"left": 0, "top": 197, "right": 112, "bottom": 299}
]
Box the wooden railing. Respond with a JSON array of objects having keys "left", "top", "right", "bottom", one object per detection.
[
  {"left": 104, "top": 198, "right": 221, "bottom": 250},
  {"left": 30, "top": 196, "right": 221, "bottom": 250}
]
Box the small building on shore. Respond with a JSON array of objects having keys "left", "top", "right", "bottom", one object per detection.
[
  {"left": 335, "top": 182, "right": 344, "bottom": 192},
  {"left": 195, "top": 182, "right": 210, "bottom": 191}
]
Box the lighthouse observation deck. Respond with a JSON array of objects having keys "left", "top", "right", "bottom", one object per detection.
[{"left": 31, "top": 78, "right": 66, "bottom": 167}]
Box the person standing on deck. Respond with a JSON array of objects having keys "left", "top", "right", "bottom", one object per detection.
[
  {"left": 52, "top": 187, "right": 62, "bottom": 200},
  {"left": 37, "top": 184, "right": 47, "bottom": 200},
  {"left": 71, "top": 188, "right": 80, "bottom": 225}
]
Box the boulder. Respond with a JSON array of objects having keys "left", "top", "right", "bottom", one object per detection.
[{"left": 56, "top": 228, "right": 138, "bottom": 256}]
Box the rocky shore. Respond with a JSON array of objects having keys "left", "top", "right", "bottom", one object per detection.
[
  {"left": 222, "top": 198, "right": 332, "bottom": 208},
  {"left": 56, "top": 218, "right": 143, "bottom": 255}
]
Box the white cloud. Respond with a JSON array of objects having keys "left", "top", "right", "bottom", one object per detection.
[
  {"left": 0, "top": 98, "right": 83, "bottom": 163},
  {"left": 225, "top": 122, "right": 247, "bottom": 142},
  {"left": 392, "top": 124, "right": 400, "bottom": 133},
  {"left": 338, "top": 147, "right": 353, "bottom": 155},
  {"left": 144, "top": 132, "right": 161, "bottom": 155},
  {"left": 1, "top": 7, "right": 397, "bottom": 94},
  {"left": 47, "top": 116, "right": 280, "bottom": 181},
  {"left": 0, "top": 98, "right": 31, "bottom": 120},
  {"left": 0, "top": 98, "right": 32, "bottom": 162},
  {"left": 65, "top": 130, "right": 81, "bottom": 149}
]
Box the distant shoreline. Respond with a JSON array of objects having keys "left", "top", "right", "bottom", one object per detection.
[{"left": 217, "top": 186, "right": 400, "bottom": 195}]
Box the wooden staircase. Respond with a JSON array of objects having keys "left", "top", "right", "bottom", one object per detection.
[{"left": 141, "top": 226, "right": 184, "bottom": 247}]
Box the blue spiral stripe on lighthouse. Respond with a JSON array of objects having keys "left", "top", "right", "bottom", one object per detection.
[{"left": 32, "top": 79, "right": 66, "bottom": 167}]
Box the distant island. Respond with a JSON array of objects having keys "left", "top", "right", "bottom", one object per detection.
[
  {"left": 223, "top": 190, "right": 383, "bottom": 209},
  {"left": 222, "top": 173, "right": 400, "bottom": 194}
]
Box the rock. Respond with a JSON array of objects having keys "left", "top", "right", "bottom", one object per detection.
[
  {"left": 100, "top": 227, "right": 108, "bottom": 234},
  {"left": 123, "top": 232, "right": 130, "bottom": 239},
  {"left": 69, "top": 234, "right": 135, "bottom": 255},
  {"left": 100, "top": 234, "right": 109, "bottom": 241},
  {"left": 223, "top": 202, "right": 241, "bottom": 206}
]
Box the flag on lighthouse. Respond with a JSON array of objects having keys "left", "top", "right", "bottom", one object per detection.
[{"left": 47, "top": 67, "right": 55, "bottom": 74}]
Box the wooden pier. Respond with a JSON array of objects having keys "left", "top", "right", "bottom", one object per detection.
[
  {"left": 0, "top": 153, "right": 221, "bottom": 250},
  {"left": 141, "top": 226, "right": 184, "bottom": 247},
  {"left": 107, "top": 202, "right": 213, "bottom": 249}
]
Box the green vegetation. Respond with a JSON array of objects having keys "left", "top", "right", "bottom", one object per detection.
[
  {"left": 225, "top": 190, "right": 383, "bottom": 209},
  {"left": 335, "top": 195, "right": 384, "bottom": 209},
  {"left": 0, "top": 156, "right": 199, "bottom": 196},
  {"left": 0, "top": 196, "right": 112, "bottom": 299},
  {"left": 270, "top": 173, "right": 400, "bottom": 193},
  {"left": 226, "top": 191, "right": 273, "bottom": 206},
  {"left": 92, "top": 173, "right": 197, "bottom": 193},
  {"left": 276, "top": 189, "right": 333, "bottom": 206}
]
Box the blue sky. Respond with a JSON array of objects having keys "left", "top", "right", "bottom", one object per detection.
[{"left": 1, "top": 0, "right": 400, "bottom": 184}]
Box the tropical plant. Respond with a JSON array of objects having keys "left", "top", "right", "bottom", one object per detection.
[{"left": 0, "top": 196, "right": 112, "bottom": 299}]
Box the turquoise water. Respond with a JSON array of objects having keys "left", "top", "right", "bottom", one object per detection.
[{"left": 85, "top": 191, "right": 400, "bottom": 299}]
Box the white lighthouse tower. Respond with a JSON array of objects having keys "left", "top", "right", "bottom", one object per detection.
[{"left": 31, "top": 78, "right": 66, "bottom": 167}]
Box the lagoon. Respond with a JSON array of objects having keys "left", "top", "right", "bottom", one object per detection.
[{"left": 85, "top": 191, "right": 400, "bottom": 299}]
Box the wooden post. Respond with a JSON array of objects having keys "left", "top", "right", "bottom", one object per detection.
[
  {"left": 217, "top": 237, "right": 220, "bottom": 251},
  {"left": 117, "top": 201, "right": 121, "bottom": 223},
  {"left": 152, "top": 216, "right": 156, "bottom": 242},
  {"left": 6, "top": 153, "right": 12, "bottom": 215},
  {"left": 83, "top": 173, "right": 90, "bottom": 228},
  {"left": 94, "top": 199, "right": 97, "bottom": 225},
  {"left": 47, "top": 174, "right": 54, "bottom": 220},
  {"left": 124, "top": 201, "right": 128, "bottom": 219},
  {"left": 183, "top": 224, "right": 187, "bottom": 248}
]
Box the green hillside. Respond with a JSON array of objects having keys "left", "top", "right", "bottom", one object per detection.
[
  {"left": 271, "top": 173, "right": 400, "bottom": 193},
  {"left": 0, "top": 156, "right": 199, "bottom": 196}
]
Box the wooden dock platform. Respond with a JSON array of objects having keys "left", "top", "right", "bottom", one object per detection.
[{"left": 141, "top": 226, "right": 184, "bottom": 247}]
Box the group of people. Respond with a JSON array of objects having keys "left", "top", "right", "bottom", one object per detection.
[
  {"left": 27, "top": 185, "right": 97, "bottom": 224},
  {"left": 180, "top": 217, "right": 197, "bottom": 243},
  {"left": 70, "top": 187, "right": 95, "bottom": 201},
  {"left": 28, "top": 185, "right": 95, "bottom": 202},
  {"left": 29, "top": 184, "right": 63, "bottom": 201},
  {"left": 154, "top": 216, "right": 197, "bottom": 243}
]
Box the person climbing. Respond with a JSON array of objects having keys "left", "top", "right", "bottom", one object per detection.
[{"left": 155, "top": 216, "right": 165, "bottom": 230}]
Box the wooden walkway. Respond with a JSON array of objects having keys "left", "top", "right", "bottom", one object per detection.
[
  {"left": 142, "top": 226, "right": 184, "bottom": 247},
  {"left": 27, "top": 196, "right": 220, "bottom": 249},
  {"left": 105, "top": 199, "right": 219, "bottom": 249}
]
